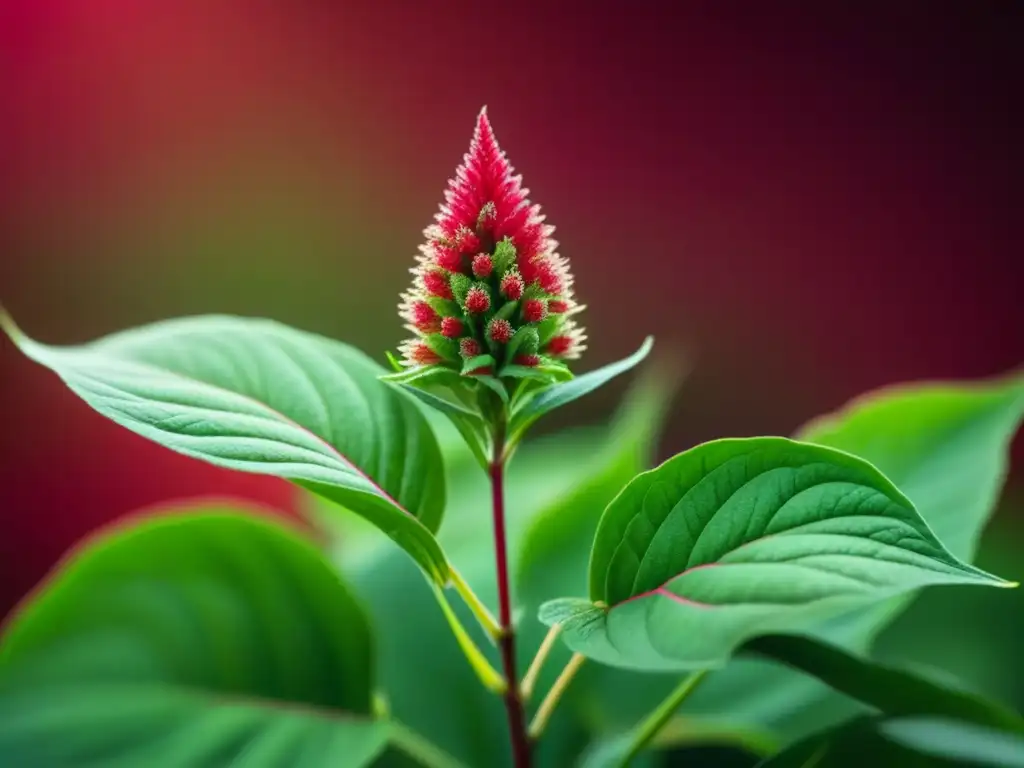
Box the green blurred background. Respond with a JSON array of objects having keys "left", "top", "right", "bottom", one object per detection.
[{"left": 1, "top": 0, "right": 1022, "bottom": 754}]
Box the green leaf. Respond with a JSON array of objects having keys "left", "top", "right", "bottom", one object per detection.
[
  {"left": 508, "top": 336, "right": 654, "bottom": 441},
  {"left": 878, "top": 717, "right": 1024, "bottom": 767},
  {"left": 461, "top": 354, "right": 495, "bottom": 374},
  {"left": 798, "top": 370, "right": 1024, "bottom": 560},
  {"left": 0, "top": 506, "right": 389, "bottom": 766},
  {"left": 544, "top": 437, "right": 1011, "bottom": 672},
  {"left": 757, "top": 716, "right": 1024, "bottom": 767},
  {"left": 744, "top": 634, "right": 1024, "bottom": 733},
  {"left": 547, "top": 372, "right": 1024, "bottom": 748},
  {"left": 498, "top": 364, "right": 551, "bottom": 382},
  {"left": 1, "top": 312, "right": 450, "bottom": 584}
]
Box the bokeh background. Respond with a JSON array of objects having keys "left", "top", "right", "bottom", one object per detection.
[{"left": 1, "top": 0, "right": 1022, "bottom": 749}]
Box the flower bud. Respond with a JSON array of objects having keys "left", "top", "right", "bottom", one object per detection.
[
  {"left": 440, "top": 316, "right": 464, "bottom": 338},
  {"left": 465, "top": 286, "right": 491, "bottom": 314},
  {"left": 522, "top": 298, "right": 547, "bottom": 324},
  {"left": 412, "top": 301, "right": 441, "bottom": 332},
  {"left": 459, "top": 338, "right": 482, "bottom": 358},
  {"left": 472, "top": 253, "right": 494, "bottom": 279},
  {"left": 488, "top": 318, "right": 513, "bottom": 344},
  {"left": 423, "top": 269, "right": 453, "bottom": 299},
  {"left": 500, "top": 272, "right": 524, "bottom": 301}
]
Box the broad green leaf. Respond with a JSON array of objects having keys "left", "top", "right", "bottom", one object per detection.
[
  {"left": 536, "top": 373, "right": 1024, "bottom": 749},
  {"left": 753, "top": 717, "right": 898, "bottom": 767},
  {"left": 878, "top": 717, "right": 1024, "bottom": 767},
  {"left": 543, "top": 437, "right": 1010, "bottom": 672},
  {"left": 740, "top": 371, "right": 1024, "bottom": 736},
  {"left": 1, "top": 311, "right": 450, "bottom": 584},
  {"left": 508, "top": 336, "right": 654, "bottom": 442},
  {"left": 0, "top": 506, "right": 389, "bottom": 767},
  {"left": 744, "top": 634, "right": 1024, "bottom": 733},
  {"left": 757, "top": 716, "right": 1024, "bottom": 768},
  {"left": 331, "top": 366, "right": 681, "bottom": 768}
]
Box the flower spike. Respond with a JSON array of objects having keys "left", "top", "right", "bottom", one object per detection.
[{"left": 397, "top": 107, "right": 586, "bottom": 382}]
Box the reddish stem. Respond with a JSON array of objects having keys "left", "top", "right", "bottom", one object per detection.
[{"left": 490, "top": 421, "right": 532, "bottom": 768}]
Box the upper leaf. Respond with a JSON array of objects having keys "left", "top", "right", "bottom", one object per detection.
[
  {"left": 543, "top": 437, "right": 1011, "bottom": 671},
  {"left": 1, "top": 312, "right": 450, "bottom": 583},
  {"left": 0, "top": 505, "right": 390, "bottom": 766},
  {"left": 508, "top": 336, "right": 654, "bottom": 441}
]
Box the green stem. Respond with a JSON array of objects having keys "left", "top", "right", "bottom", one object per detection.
[
  {"left": 520, "top": 623, "right": 562, "bottom": 701},
  {"left": 391, "top": 722, "right": 471, "bottom": 768},
  {"left": 528, "top": 652, "right": 586, "bottom": 740},
  {"left": 449, "top": 565, "right": 501, "bottom": 641},
  {"left": 430, "top": 584, "right": 506, "bottom": 694},
  {"left": 615, "top": 670, "right": 710, "bottom": 767}
]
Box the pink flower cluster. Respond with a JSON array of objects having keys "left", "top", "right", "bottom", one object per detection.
[{"left": 398, "top": 108, "right": 585, "bottom": 375}]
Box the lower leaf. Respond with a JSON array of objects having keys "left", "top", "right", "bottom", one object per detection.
[
  {"left": 743, "top": 634, "right": 1024, "bottom": 734},
  {"left": 0, "top": 504, "right": 390, "bottom": 766},
  {"left": 757, "top": 716, "right": 1024, "bottom": 768}
]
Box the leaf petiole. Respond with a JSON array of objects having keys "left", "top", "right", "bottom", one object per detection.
[
  {"left": 520, "top": 623, "right": 562, "bottom": 701},
  {"left": 449, "top": 565, "right": 502, "bottom": 641},
  {"left": 527, "top": 652, "right": 586, "bottom": 740},
  {"left": 614, "top": 669, "right": 710, "bottom": 766},
  {"left": 430, "top": 584, "right": 506, "bottom": 694}
]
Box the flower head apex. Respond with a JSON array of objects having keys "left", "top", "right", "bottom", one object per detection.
[{"left": 398, "top": 107, "right": 586, "bottom": 379}]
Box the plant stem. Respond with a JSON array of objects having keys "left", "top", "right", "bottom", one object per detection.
[
  {"left": 430, "top": 584, "right": 506, "bottom": 694},
  {"left": 528, "top": 652, "right": 586, "bottom": 740},
  {"left": 520, "top": 623, "right": 562, "bottom": 701},
  {"left": 449, "top": 565, "right": 502, "bottom": 641},
  {"left": 490, "top": 418, "right": 532, "bottom": 768},
  {"left": 616, "top": 670, "right": 709, "bottom": 767}
]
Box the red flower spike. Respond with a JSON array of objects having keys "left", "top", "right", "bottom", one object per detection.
[
  {"left": 423, "top": 270, "right": 453, "bottom": 299},
  {"left": 398, "top": 107, "right": 585, "bottom": 372},
  {"left": 514, "top": 353, "right": 540, "bottom": 367},
  {"left": 412, "top": 301, "right": 441, "bottom": 332},
  {"left": 488, "top": 318, "right": 513, "bottom": 344},
  {"left": 522, "top": 298, "right": 547, "bottom": 324},
  {"left": 459, "top": 338, "right": 482, "bottom": 358},
  {"left": 465, "top": 286, "right": 490, "bottom": 314},
  {"left": 467, "top": 365, "right": 493, "bottom": 376},
  {"left": 500, "top": 272, "right": 524, "bottom": 300},
  {"left": 440, "top": 316, "right": 464, "bottom": 338},
  {"left": 472, "top": 253, "right": 494, "bottom": 279}
]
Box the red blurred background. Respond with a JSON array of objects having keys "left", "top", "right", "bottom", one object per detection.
[{"left": 1, "top": 2, "right": 1021, "bottom": 620}]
